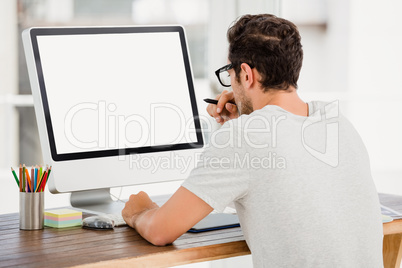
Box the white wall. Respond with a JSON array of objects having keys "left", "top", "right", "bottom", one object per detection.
[
  {"left": 0, "top": 0, "right": 18, "bottom": 167},
  {"left": 348, "top": 0, "right": 402, "bottom": 171},
  {"left": 347, "top": 0, "right": 402, "bottom": 194}
]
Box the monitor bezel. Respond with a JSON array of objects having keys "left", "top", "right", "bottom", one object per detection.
[{"left": 29, "top": 26, "right": 203, "bottom": 162}]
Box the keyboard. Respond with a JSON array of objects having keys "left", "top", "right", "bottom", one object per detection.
[{"left": 105, "top": 214, "right": 127, "bottom": 227}]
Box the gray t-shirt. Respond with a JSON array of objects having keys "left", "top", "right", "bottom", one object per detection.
[{"left": 182, "top": 101, "right": 383, "bottom": 267}]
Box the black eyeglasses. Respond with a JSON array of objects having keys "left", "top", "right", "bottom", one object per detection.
[
  {"left": 215, "top": 63, "right": 233, "bottom": 87},
  {"left": 215, "top": 63, "right": 254, "bottom": 87}
]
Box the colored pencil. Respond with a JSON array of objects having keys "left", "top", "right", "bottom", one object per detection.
[
  {"left": 25, "top": 168, "right": 32, "bottom": 192},
  {"left": 39, "top": 165, "right": 42, "bottom": 181},
  {"left": 22, "top": 165, "right": 26, "bottom": 192},
  {"left": 44, "top": 166, "right": 52, "bottom": 191},
  {"left": 11, "top": 168, "right": 19, "bottom": 187},
  {"left": 39, "top": 170, "right": 48, "bottom": 192},
  {"left": 34, "top": 166, "right": 38, "bottom": 192},
  {"left": 19, "top": 164, "right": 22, "bottom": 192},
  {"left": 31, "top": 166, "right": 34, "bottom": 192}
]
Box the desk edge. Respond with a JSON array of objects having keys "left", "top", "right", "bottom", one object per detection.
[{"left": 70, "top": 240, "right": 251, "bottom": 268}]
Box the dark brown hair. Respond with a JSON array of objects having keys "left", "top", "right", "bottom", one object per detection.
[{"left": 227, "top": 14, "right": 303, "bottom": 91}]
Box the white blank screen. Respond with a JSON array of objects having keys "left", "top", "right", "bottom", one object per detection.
[{"left": 37, "top": 32, "right": 197, "bottom": 154}]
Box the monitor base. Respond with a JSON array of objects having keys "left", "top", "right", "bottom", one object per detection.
[
  {"left": 70, "top": 188, "right": 125, "bottom": 215},
  {"left": 70, "top": 189, "right": 172, "bottom": 215}
]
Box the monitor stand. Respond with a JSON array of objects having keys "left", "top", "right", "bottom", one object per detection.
[{"left": 70, "top": 188, "right": 125, "bottom": 215}]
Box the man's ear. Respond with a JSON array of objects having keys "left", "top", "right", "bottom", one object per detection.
[{"left": 240, "top": 63, "right": 254, "bottom": 89}]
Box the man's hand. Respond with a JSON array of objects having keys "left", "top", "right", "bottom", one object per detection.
[
  {"left": 122, "top": 191, "right": 159, "bottom": 228},
  {"left": 206, "top": 90, "right": 239, "bottom": 125}
]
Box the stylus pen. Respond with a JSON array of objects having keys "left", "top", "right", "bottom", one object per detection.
[
  {"left": 203, "top": 98, "right": 237, "bottom": 106},
  {"left": 203, "top": 98, "right": 218, "bottom": 105}
]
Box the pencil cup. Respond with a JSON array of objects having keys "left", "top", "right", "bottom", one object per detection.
[{"left": 19, "top": 192, "right": 44, "bottom": 230}]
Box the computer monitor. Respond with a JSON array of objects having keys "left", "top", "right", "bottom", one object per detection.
[{"left": 22, "top": 25, "right": 204, "bottom": 214}]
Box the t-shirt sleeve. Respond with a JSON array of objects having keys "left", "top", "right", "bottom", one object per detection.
[{"left": 181, "top": 122, "right": 250, "bottom": 212}]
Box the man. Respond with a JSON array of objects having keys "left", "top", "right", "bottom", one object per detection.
[{"left": 122, "top": 14, "right": 383, "bottom": 267}]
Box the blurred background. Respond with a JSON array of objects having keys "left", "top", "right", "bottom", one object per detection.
[{"left": 1, "top": 0, "right": 402, "bottom": 267}]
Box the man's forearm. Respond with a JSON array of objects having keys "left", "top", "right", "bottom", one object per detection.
[
  {"left": 131, "top": 208, "right": 172, "bottom": 246},
  {"left": 122, "top": 187, "right": 213, "bottom": 246}
]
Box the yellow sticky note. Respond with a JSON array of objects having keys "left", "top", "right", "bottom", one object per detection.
[{"left": 44, "top": 208, "right": 82, "bottom": 218}]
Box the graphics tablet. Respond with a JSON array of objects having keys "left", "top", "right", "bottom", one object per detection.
[{"left": 188, "top": 213, "right": 240, "bottom": 233}]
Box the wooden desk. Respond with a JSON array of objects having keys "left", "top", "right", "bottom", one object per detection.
[
  {"left": 380, "top": 193, "right": 402, "bottom": 268},
  {"left": 0, "top": 212, "right": 249, "bottom": 268},
  {"left": 0, "top": 193, "right": 401, "bottom": 268}
]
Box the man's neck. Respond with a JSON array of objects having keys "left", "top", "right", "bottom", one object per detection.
[{"left": 252, "top": 87, "right": 308, "bottom": 117}]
